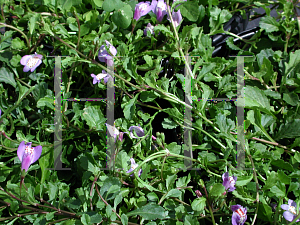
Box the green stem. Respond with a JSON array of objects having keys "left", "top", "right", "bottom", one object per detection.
[
  {"left": 193, "top": 124, "right": 226, "bottom": 150},
  {"left": 0, "top": 23, "right": 30, "bottom": 50},
  {"left": 247, "top": 154, "right": 259, "bottom": 225},
  {"left": 0, "top": 86, "right": 35, "bottom": 120}
]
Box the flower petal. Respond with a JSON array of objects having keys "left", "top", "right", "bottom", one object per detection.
[
  {"left": 283, "top": 211, "right": 295, "bottom": 222},
  {"left": 31, "top": 145, "right": 42, "bottom": 164},
  {"left": 20, "top": 55, "right": 32, "bottom": 66},
  {"left": 281, "top": 204, "right": 289, "bottom": 211},
  {"left": 30, "top": 59, "right": 42, "bottom": 72},
  {"left": 17, "top": 141, "right": 26, "bottom": 162},
  {"left": 21, "top": 155, "right": 32, "bottom": 172}
]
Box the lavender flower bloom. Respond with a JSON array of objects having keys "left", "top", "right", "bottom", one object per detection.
[
  {"left": 231, "top": 205, "right": 247, "bottom": 225},
  {"left": 222, "top": 172, "right": 237, "bottom": 192},
  {"left": 126, "top": 158, "right": 142, "bottom": 177},
  {"left": 134, "top": 2, "right": 152, "bottom": 21},
  {"left": 106, "top": 123, "right": 124, "bottom": 141},
  {"left": 281, "top": 199, "right": 300, "bottom": 222},
  {"left": 144, "top": 23, "right": 155, "bottom": 36},
  {"left": 17, "top": 141, "right": 42, "bottom": 172},
  {"left": 151, "top": 0, "right": 167, "bottom": 22},
  {"left": 128, "top": 126, "right": 145, "bottom": 139},
  {"left": 20, "top": 52, "right": 43, "bottom": 72},
  {"left": 91, "top": 70, "right": 112, "bottom": 84},
  {"left": 167, "top": 9, "right": 182, "bottom": 27},
  {"left": 98, "top": 40, "right": 117, "bottom": 67}
]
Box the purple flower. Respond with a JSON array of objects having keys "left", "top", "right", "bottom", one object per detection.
[
  {"left": 222, "top": 172, "right": 237, "bottom": 192},
  {"left": 144, "top": 23, "right": 155, "bottom": 36},
  {"left": 134, "top": 2, "right": 153, "bottom": 21},
  {"left": 126, "top": 158, "right": 142, "bottom": 177},
  {"left": 281, "top": 199, "right": 300, "bottom": 222},
  {"left": 17, "top": 141, "right": 42, "bottom": 172},
  {"left": 0, "top": 109, "right": 1, "bottom": 118},
  {"left": 231, "top": 205, "right": 247, "bottom": 225},
  {"left": 151, "top": 0, "right": 167, "bottom": 22},
  {"left": 195, "top": 190, "right": 202, "bottom": 198},
  {"left": 20, "top": 52, "right": 43, "bottom": 72},
  {"left": 106, "top": 123, "right": 124, "bottom": 141},
  {"left": 91, "top": 70, "right": 112, "bottom": 84},
  {"left": 128, "top": 126, "right": 145, "bottom": 139},
  {"left": 167, "top": 9, "right": 182, "bottom": 27},
  {"left": 98, "top": 40, "right": 117, "bottom": 67}
]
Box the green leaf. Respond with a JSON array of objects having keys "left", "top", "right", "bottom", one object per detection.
[
  {"left": 166, "top": 174, "right": 177, "bottom": 190},
  {"left": 283, "top": 92, "right": 299, "bottom": 106},
  {"left": 29, "top": 13, "right": 40, "bottom": 35},
  {"left": 11, "top": 37, "right": 26, "bottom": 50},
  {"left": 165, "top": 189, "right": 181, "bottom": 198},
  {"left": 278, "top": 170, "right": 291, "bottom": 185},
  {"left": 245, "top": 86, "right": 272, "bottom": 115},
  {"left": 162, "top": 117, "right": 178, "bottom": 129},
  {"left": 209, "top": 183, "right": 225, "bottom": 197},
  {"left": 271, "top": 159, "right": 294, "bottom": 172},
  {"left": 126, "top": 204, "right": 166, "bottom": 220},
  {"left": 275, "top": 119, "right": 300, "bottom": 140},
  {"left": 121, "top": 214, "right": 128, "bottom": 225},
  {"left": 178, "top": 1, "right": 199, "bottom": 22},
  {"left": 112, "top": 4, "right": 133, "bottom": 29},
  {"left": 191, "top": 197, "right": 206, "bottom": 211},
  {"left": 226, "top": 37, "right": 241, "bottom": 50},
  {"left": 37, "top": 97, "right": 55, "bottom": 110},
  {"left": 82, "top": 105, "right": 106, "bottom": 131},
  {"left": 140, "top": 91, "right": 159, "bottom": 102},
  {"left": 270, "top": 185, "right": 285, "bottom": 197},
  {"left": 61, "top": 0, "right": 82, "bottom": 11},
  {"left": 93, "top": 0, "right": 103, "bottom": 7},
  {"left": 259, "top": 16, "right": 280, "bottom": 33},
  {"left": 81, "top": 213, "right": 91, "bottom": 225},
  {"left": 236, "top": 174, "right": 253, "bottom": 186},
  {"left": 102, "top": 0, "right": 124, "bottom": 11},
  {"left": 122, "top": 95, "right": 138, "bottom": 120},
  {"left": 99, "top": 177, "right": 121, "bottom": 201},
  {"left": 154, "top": 25, "right": 173, "bottom": 37},
  {"left": 0, "top": 67, "right": 17, "bottom": 88}
]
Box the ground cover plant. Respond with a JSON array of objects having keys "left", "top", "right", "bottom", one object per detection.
[{"left": 0, "top": 0, "right": 300, "bottom": 224}]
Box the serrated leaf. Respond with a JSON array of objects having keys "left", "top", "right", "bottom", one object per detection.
[
  {"left": 0, "top": 67, "right": 17, "bottom": 87},
  {"left": 178, "top": 1, "right": 199, "bottom": 22},
  {"left": 162, "top": 117, "right": 178, "bottom": 129},
  {"left": 29, "top": 13, "right": 40, "bottom": 35},
  {"left": 275, "top": 119, "right": 300, "bottom": 140},
  {"left": 82, "top": 105, "right": 106, "bottom": 131},
  {"left": 126, "top": 204, "right": 166, "bottom": 220},
  {"left": 259, "top": 16, "right": 280, "bottom": 33},
  {"left": 37, "top": 97, "right": 54, "bottom": 110},
  {"left": 99, "top": 177, "right": 121, "bottom": 201}
]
